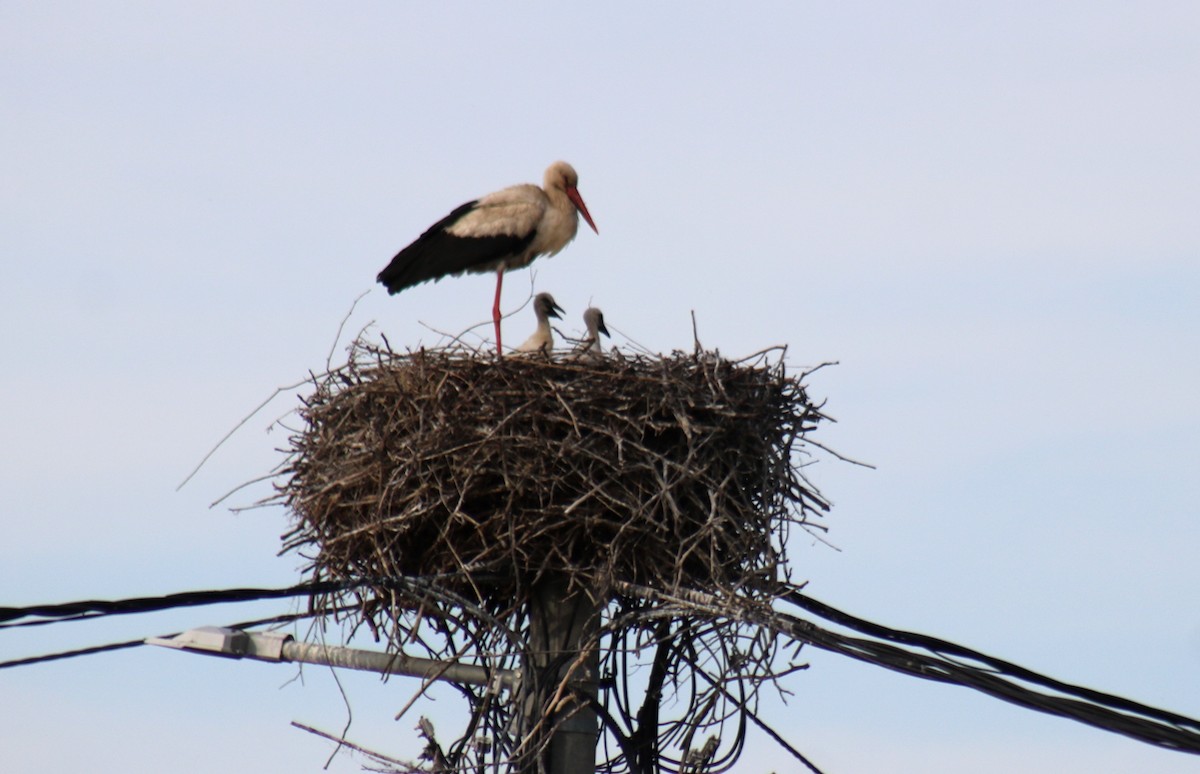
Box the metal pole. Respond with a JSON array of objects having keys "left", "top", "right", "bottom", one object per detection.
[
  {"left": 146, "top": 627, "right": 517, "bottom": 689},
  {"left": 281, "top": 639, "right": 515, "bottom": 689}
]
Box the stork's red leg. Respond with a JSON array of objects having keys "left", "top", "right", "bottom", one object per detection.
[{"left": 492, "top": 268, "right": 504, "bottom": 356}]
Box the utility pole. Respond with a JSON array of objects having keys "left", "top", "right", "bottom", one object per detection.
[{"left": 520, "top": 576, "right": 600, "bottom": 773}]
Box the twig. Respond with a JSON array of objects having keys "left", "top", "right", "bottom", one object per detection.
[
  {"left": 328, "top": 288, "right": 373, "bottom": 373},
  {"left": 177, "top": 289, "right": 375, "bottom": 491},
  {"left": 290, "top": 721, "right": 410, "bottom": 768},
  {"left": 175, "top": 375, "right": 314, "bottom": 491},
  {"left": 803, "top": 437, "right": 876, "bottom": 469}
]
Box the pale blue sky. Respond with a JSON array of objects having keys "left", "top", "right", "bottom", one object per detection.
[{"left": 3, "top": 3, "right": 1199, "bottom": 772}]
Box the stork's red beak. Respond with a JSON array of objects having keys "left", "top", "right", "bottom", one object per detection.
[{"left": 567, "top": 187, "right": 599, "bottom": 234}]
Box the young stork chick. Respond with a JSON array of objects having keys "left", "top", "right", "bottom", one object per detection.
[
  {"left": 514, "top": 292, "right": 565, "bottom": 354},
  {"left": 579, "top": 307, "right": 610, "bottom": 358}
]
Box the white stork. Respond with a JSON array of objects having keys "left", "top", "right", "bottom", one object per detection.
[
  {"left": 514, "top": 292, "right": 565, "bottom": 354},
  {"left": 376, "top": 161, "right": 598, "bottom": 355},
  {"left": 580, "top": 307, "right": 610, "bottom": 358}
]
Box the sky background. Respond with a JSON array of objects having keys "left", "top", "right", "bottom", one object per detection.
[{"left": 3, "top": 2, "right": 1199, "bottom": 772}]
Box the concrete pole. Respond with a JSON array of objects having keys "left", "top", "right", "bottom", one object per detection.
[{"left": 521, "top": 576, "right": 600, "bottom": 773}]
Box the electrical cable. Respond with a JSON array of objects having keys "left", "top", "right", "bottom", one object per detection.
[
  {"left": 0, "top": 611, "right": 320, "bottom": 670},
  {"left": 5, "top": 578, "right": 1200, "bottom": 758}
]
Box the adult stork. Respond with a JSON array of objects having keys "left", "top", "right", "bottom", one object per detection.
[
  {"left": 514, "top": 292, "right": 565, "bottom": 354},
  {"left": 376, "top": 161, "right": 598, "bottom": 354}
]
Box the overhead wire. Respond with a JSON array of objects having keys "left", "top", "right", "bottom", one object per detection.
[
  {"left": 612, "top": 581, "right": 1200, "bottom": 756},
  {"left": 779, "top": 588, "right": 1200, "bottom": 735},
  {"left": 3, "top": 578, "right": 1200, "bottom": 757},
  {"left": 0, "top": 580, "right": 356, "bottom": 626},
  {"left": 0, "top": 610, "right": 322, "bottom": 670}
]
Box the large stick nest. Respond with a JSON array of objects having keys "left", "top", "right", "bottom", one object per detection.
[{"left": 280, "top": 341, "right": 830, "bottom": 611}]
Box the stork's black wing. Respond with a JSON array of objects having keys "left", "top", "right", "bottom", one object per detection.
[{"left": 376, "top": 201, "right": 535, "bottom": 294}]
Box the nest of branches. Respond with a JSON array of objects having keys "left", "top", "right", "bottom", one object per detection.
[
  {"left": 275, "top": 338, "right": 833, "bottom": 771},
  {"left": 281, "top": 341, "right": 828, "bottom": 610}
]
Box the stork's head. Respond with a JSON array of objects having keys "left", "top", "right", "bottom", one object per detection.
[
  {"left": 534, "top": 292, "right": 564, "bottom": 321},
  {"left": 546, "top": 161, "right": 598, "bottom": 234},
  {"left": 583, "top": 307, "right": 609, "bottom": 338}
]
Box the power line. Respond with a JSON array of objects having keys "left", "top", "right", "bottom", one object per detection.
[
  {"left": 5, "top": 578, "right": 1200, "bottom": 757},
  {"left": 770, "top": 606, "right": 1200, "bottom": 754},
  {"left": 0, "top": 637, "right": 146, "bottom": 669},
  {"left": 0, "top": 581, "right": 355, "bottom": 626},
  {"left": 780, "top": 588, "right": 1200, "bottom": 735},
  {"left": 0, "top": 611, "right": 318, "bottom": 670},
  {"left": 0, "top": 575, "right": 500, "bottom": 629},
  {"left": 614, "top": 582, "right": 1200, "bottom": 756}
]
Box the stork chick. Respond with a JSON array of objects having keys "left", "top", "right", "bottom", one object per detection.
[
  {"left": 515, "top": 292, "right": 565, "bottom": 354},
  {"left": 580, "top": 307, "right": 610, "bottom": 358}
]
